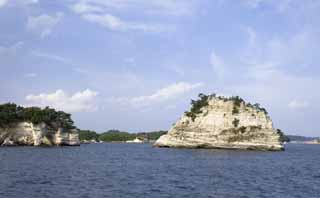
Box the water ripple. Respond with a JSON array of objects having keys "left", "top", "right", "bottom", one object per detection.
[{"left": 0, "top": 144, "right": 319, "bottom": 198}]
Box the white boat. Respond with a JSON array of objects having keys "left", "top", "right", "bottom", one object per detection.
[{"left": 126, "top": 137, "right": 143, "bottom": 143}]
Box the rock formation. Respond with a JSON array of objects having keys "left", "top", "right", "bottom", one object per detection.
[
  {"left": 154, "top": 94, "right": 285, "bottom": 151},
  {"left": 0, "top": 103, "right": 80, "bottom": 146},
  {"left": 0, "top": 122, "right": 80, "bottom": 146}
]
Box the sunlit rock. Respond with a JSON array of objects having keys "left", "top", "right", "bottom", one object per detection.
[{"left": 155, "top": 94, "right": 285, "bottom": 151}]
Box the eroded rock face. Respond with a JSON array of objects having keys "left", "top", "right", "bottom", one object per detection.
[
  {"left": 154, "top": 96, "right": 284, "bottom": 151},
  {"left": 0, "top": 122, "right": 80, "bottom": 146}
]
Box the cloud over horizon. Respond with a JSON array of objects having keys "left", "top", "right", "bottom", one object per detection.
[
  {"left": 69, "top": 0, "right": 196, "bottom": 33},
  {"left": 109, "top": 82, "right": 204, "bottom": 107},
  {"left": 288, "top": 100, "right": 309, "bottom": 110},
  {"left": 0, "top": 0, "right": 38, "bottom": 8},
  {"left": 25, "top": 89, "right": 98, "bottom": 113},
  {"left": 26, "top": 13, "right": 63, "bottom": 38}
]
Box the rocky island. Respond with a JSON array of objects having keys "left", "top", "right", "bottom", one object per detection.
[
  {"left": 155, "top": 94, "right": 285, "bottom": 151},
  {"left": 0, "top": 103, "right": 80, "bottom": 146}
]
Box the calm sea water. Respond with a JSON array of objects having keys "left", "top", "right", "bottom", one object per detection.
[{"left": 0, "top": 143, "right": 319, "bottom": 198}]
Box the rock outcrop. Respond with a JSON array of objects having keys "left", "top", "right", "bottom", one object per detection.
[
  {"left": 154, "top": 94, "right": 284, "bottom": 151},
  {"left": 0, "top": 122, "right": 80, "bottom": 146}
]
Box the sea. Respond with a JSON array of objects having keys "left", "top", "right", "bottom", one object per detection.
[{"left": 0, "top": 143, "right": 319, "bottom": 198}]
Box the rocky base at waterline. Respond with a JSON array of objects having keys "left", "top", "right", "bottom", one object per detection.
[{"left": 154, "top": 94, "right": 285, "bottom": 151}]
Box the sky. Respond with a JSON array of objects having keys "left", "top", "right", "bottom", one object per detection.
[{"left": 0, "top": 0, "right": 319, "bottom": 136}]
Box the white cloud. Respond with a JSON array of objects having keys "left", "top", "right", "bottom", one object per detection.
[
  {"left": 70, "top": 0, "right": 194, "bottom": 32},
  {"left": 25, "top": 89, "right": 98, "bottom": 112},
  {"left": 242, "top": 0, "right": 320, "bottom": 16},
  {"left": 210, "top": 51, "right": 225, "bottom": 80},
  {"left": 18, "top": 0, "right": 38, "bottom": 5},
  {"left": 18, "top": 0, "right": 38, "bottom": 4},
  {"left": 82, "top": 14, "right": 122, "bottom": 30},
  {"left": 0, "top": 42, "right": 24, "bottom": 55},
  {"left": 82, "top": 13, "right": 168, "bottom": 32},
  {"left": 71, "top": 1, "right": 103, "bottom": 13},
  {"left": 244, "top": 0, "right": 264, "bottom": 8},
  {"left": 71, "top": 0, "right": 195, "bottom": 16},
  {"left": 110, "top": 82, "right": 204, "bottom": 107},
  {"left": 0, "top": 0, "right": 38, "bottom": 8},
  {"left": 26, "top": 12, "right": 63, "bottom": 38},
  {"left": 24, "top": 73, "right": 37, "bottom": 78},
  {"left": 30, "top": 50, "right": 72, "bottom": 65},
  {"left": 0, "top": 0, "right": 7, "bottom": 7},
  {"left": 288, "top": 100, "right": 309, "bottom": 110}
]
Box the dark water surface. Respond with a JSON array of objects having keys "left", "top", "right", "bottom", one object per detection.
[{"left": 0, "top": 143, "right": 319, "bottom": 198}]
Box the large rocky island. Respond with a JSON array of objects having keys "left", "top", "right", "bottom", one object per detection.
[
  {"left": 0, "top": 103, "right": 80, "bottom": 146},
  {"left": 155, "top": 94, "right": 285, "bottom": 151}
]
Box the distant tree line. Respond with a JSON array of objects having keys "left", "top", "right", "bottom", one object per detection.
[
  {"left": 286, "top": 135, "right": 320, "bottom": 142},
  {"left": 0, "top": 103, "right": 75, "bottom": 129},
  {"left": 79, "top": 129, "right": 167, "bottom": 142},
  {"left": 79, "top": 130, "right": 100, "bottom": 141}
]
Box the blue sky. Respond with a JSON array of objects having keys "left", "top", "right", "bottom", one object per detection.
[{"left": 0, "top": 0, "right": 319, "bottom": 136}]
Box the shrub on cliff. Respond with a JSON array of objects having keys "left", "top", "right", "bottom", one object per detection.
[
  {"left": 185, "top": 93, "right": 270, "bottom": 120},
  {"left": 253, "top": 103, "right": 268, "bottom": 115},
  {"left": 137, "top": 131, "right": 167, "bottom": 140},
  {"left": 277, "top": 129, "right": 290, "bottom": 143},
  {"left": 0, "top": 103, "right": 75, "bottom": 129},
  {"left": 232, "top": 118, "right": 240, "bottom": 127},
  {"left": 185, "top": 93, "right": 210, "bottom": 121}
]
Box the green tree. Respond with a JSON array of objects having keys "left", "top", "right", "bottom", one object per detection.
[
  {"left": 79, "top": 130, "right": 99, "bottom": 141},
  {"left": 0, "top": 103, "right": 75, "bottom": 129},
  {"left": 185, "top": 93, "right": 210, "bottom": 121}
]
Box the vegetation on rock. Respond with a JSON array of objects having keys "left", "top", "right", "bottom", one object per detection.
[
  {"left": 232, "top": 118, "right": 240, "bottom": 127},
  {"left": 0, "top": 103, "right": 75, "bottom": 129},
  {"left": 185, "top": 93, "right": 211, "bottom": 121},
  {"left": 277, "top": 129, "right": 290, "bottom": 142},
  {"left": 185, "top": 93, "right": 269, "bottom": 121},
  {"left": 231, "top": 96, "right": 243, "bottom": 114}
]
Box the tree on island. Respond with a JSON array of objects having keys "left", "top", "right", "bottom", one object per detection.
[
  {"left": 0, "top": 103, "right": 75, "bottom": 129},
  {"left": 185, "top": 93, "right": 270, "bottom": 121},
  {"left": 79, "top": 130, "right": 100, "bottom": 141}
]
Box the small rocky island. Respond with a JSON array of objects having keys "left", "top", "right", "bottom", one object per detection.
[
  {"left": 155, "top": 94, "right": 285, "bottom": 151},
  {"left": 0, "top": 103, "right": 80, "bottom": 146}
]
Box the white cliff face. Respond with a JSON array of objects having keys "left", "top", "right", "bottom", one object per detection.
[
  {"left": 0, "top": 122, "right": 80, "bottom": 146},
  {"left": 154, "top": 97, "right": 284, "bottom": 151},
  {"left": 55, "top": 128, "right": 80, "bottom": 146}
]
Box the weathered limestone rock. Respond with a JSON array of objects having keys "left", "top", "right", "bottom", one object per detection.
[
  {"left": 155, "top": 95, "right": 284, "bottom": 151},
  {"left": 0, "top": 122, "right": 80, "bottom": 146}
]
